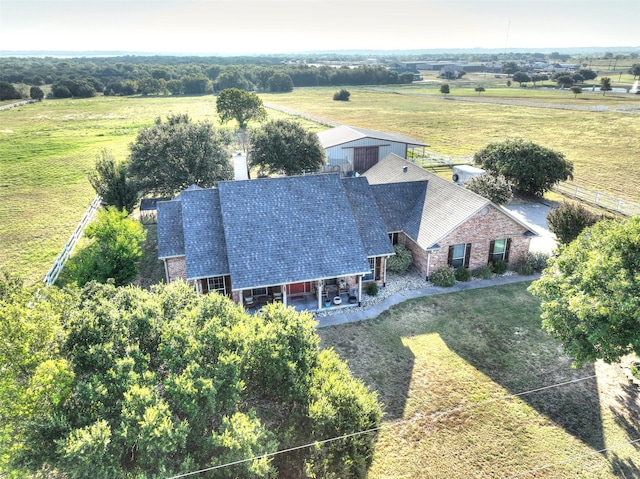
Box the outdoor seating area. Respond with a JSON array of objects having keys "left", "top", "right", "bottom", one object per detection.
[{"left": 242, "top": 280, "right": 363, "bottom": 315}]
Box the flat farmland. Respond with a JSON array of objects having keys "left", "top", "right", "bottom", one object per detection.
[
  {"left": 260, "top": 86, "right": 640, "bottom": 203},
  {"left": 0, "top": 95, "right": 221, "bottom": 281}
]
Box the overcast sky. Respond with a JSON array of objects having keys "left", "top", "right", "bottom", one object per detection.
[{"left": 2, "top": 0, "right": 638, "bottom": 54}]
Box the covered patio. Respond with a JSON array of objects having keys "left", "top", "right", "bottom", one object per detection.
[{"left": 242, "top": 279, "right": 363, "bottom": 314}]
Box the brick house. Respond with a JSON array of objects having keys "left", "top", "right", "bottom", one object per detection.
[
  {"left": 157, "top": 174, "right": 394, "bottom": 311},
  {"left": 363, "top": 154, "right": 536, "bottom": 279},
  {"left": 157, "top": 154, "right": 536, "bottom": 310}
]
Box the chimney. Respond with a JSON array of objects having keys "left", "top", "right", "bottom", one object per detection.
[{"left": 233, "top": 152, "right": 249, "bottom": 181}]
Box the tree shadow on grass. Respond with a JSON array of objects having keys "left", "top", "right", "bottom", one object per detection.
[
  {"left": 610, "top": 453, "right": 640, "bottom": 478},
  {"left": 433, "top": 286, "right": 607, "bottom": 451},
  {"left": 322, "top": 283, "right": 608, "bottom": 452}
]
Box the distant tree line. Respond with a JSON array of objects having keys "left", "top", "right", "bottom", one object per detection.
[{"left": 0, "top": 57, "right": 414, "bottom": 98}]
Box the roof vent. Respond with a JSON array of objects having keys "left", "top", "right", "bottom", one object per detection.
[{"left": 402, "top": 166, "right": 408, "bottom": 173}]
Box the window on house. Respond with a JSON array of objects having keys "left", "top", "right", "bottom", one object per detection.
[
  {"left": 488, "top": 239, "right": 511, "bottom": 263},
  {"left": 207, "top": 276, "right": 227, "bottom": 296},
  {"left": 252, "top": 287, "right": 267, "bottom": 296},
  {"left": 363, "top": 257, "right": 376, "bottom": 281},
  {"left": 389, "top": 232, "right": 399, "bottom": 245},
  {"left": 448, "top": 243, "right": 471, "bottom": 268}
]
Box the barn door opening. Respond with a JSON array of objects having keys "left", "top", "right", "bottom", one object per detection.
[{"left": 354, "top": 146, "right": 379, "bottom": 171}]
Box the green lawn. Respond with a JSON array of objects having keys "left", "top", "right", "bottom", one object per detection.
[{"left": 318, "top": 282, "right": 640, "bottom": 478}]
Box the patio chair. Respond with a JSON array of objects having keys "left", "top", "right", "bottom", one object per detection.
[
  {"left": 273, "top": 288, "right": 282, "bottom": 302},
  {"left": 244, "top": 295, "right": 254, "bottom": 307}
]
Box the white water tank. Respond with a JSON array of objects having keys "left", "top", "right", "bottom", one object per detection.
[{"left": 452, "top": 165, "right": 485, "bottom": 185}]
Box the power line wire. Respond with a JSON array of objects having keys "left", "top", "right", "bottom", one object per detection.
[
  {"left": 166, "top": 373, "right": 598, "bottom": 478},
  {"left": 502, "top": 437, "right": 640, "bottom": 478}
]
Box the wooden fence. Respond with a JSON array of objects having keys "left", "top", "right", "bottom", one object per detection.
[
  {"left": 43, "top": 195, "right": 102, "bottom": 286},
  {"left": 554, "top": 182, "right": 640, "bottom": 217}
]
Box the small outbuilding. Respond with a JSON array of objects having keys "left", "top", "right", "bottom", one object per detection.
[{"left": 318, "top": 125, "right": 427, "bottom": 174}]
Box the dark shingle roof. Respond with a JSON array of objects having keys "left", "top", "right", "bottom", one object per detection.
[
  {"left": 180, "top": 188, "right": 230, "bottom": 279},
  {"left": 342, "top": 177, "right": 395, "bottom": 257},
  {"left": 370, "top": 181, "right": 427, "bottom": 240},
  {"left": 217, "top": 174, "right": 371, "bottom": 290},
  {"left": 157, "top": 200, "right": 184, "bottom": 258}
]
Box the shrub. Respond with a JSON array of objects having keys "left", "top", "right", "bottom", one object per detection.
[
  {"left": 387, "top": 244, "right": 413, "bottom": 274},
  {"left": 516, "top": 260, "right": 535, "bottom": 276},
  {"left": 471, "top": 265, "right": 493, "bottom": 279},
  {"left": 547, "top": 201, "right": 600, "bottom": 245},
  {"left": 465, "top": 173, "right": 513, "bottom": 205},
  {"left": 430, "top": 267, "right": 456, "bottom": 287},
  {"left": 454, "top": 267, "right": 471, "bottom": 282},
  {"left": 524, "top": 251, "right": 550, "bottom": 272},
  {"left": 365, "top": 282, "right": 379, "bottom": 296},
  {"left": 491, "top": 259, "right": 508, "bottom": 275},
  {"left": 333, "top": 89, "right": 350, "bottom": 101}
]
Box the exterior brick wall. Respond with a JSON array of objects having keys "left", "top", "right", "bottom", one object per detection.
[
  {"left": 165, "top": 256, "right": 187, "bottom": 283},
  {"left": 426, "top": 205, "right": 531, "bottom": 276},
  {"left": 396, "top": 233, "right": 429, "bottom": 280},
  {"left": 404, "top": 205, "right": 532, "bottom": 278}
]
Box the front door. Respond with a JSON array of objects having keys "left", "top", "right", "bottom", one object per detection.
[{"left": 287, "top": 282, "right": 311, "bottom": 295}]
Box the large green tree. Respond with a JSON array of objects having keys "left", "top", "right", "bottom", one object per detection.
[
  {"left": 0, "top": 81, "right": 21, "bottom": 100},
  {"left": 0, "top": 271, "right": 74, "bottom": 477},
  {"left": 474, "top": 138, "right": 573, "bottom": 197},
  {"left": 600, "top": 77, "right": 612, "bottom": 95},
  {"left": 61, "top": 207, "right": 146, "bottom": 287},
  {"left": 512, "top": 71, "right": 531, "bottom": 86},
  {"left": 529, "top": 217, "right": 640, "bottom": 366},
  {"left": 216, "top": 88, "right": 267, "bottom": 129},
  {"left": 249, "top": 119, "right": 326, "bottom": 176},
  {"left": 88, "top": 149, "right": 138, "bottom": 213},
  {"left": 128, "top": 114, "right": 233, "bottom": 196},
  {"left": 12, "top": 281, "right": 381, "bottom": 478}
]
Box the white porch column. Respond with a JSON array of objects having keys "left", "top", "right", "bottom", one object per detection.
[
  {"left": 358, "top": 276, "right": 363, "bottom": 307},
  {"left": 283, "top": 286, "right": 288, "bottom": 308},
  {"left": 383, "top": 256, "right": 388, "bottom": 287},
  {"left": 317, "top": 284, "right": 323, "bottom": 310}
]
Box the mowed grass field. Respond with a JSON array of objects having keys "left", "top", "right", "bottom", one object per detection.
[
  {"left": 259, "top": 85, "right": 640, "bottom": 203},
  {"left": 318, "top": 282, "right": 640, "bottom": 478}
]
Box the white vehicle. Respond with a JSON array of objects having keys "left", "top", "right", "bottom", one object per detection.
[{"left": 452, "top": 165, "right": 486, "bottom": 185}]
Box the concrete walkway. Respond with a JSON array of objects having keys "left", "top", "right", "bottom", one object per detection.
[{"left": 317, "top": 273, "right": 540, "bottom": 328}]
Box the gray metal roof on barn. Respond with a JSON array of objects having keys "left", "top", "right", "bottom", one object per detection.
[{"left": 318, "top": 125, "right": 427, "bottom": 149}]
